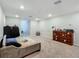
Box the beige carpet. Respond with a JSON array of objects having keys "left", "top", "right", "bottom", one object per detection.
[{"left": 25, "top": 36, "right": 79, "bottom": 58}]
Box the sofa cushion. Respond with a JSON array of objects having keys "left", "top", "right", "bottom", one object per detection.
[{"left": 0, "top": 46, "right": 19, "bottom": 58}]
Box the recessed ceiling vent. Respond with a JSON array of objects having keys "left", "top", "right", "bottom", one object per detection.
[
  {"left": 54, "top": 0, "right": 62, "bottom": 5},
  {"left": 29, "top": 16, "right": 32, "bottom": 18}
]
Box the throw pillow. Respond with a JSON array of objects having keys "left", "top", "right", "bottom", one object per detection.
[
  {"left": 6, "top": 38, "right": 17, "bottom": 44},
  {"left": 6, "top": 42, "right": 21, "bottom": 47}
]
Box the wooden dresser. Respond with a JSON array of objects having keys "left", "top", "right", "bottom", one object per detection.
[{"left": 53, "top": 30, "right": 74, "bottom": 45}]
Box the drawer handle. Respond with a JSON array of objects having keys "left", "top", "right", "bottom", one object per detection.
[
  {"left": 62, "top": 34, "right": 64, "bottom": 36},
  {"left": 64, "top": 40, "right": 66, "bottom": 42},
  {"left": 56, "top": 36, "right": 57, "bottom": 37},
  {"left": 67, "top": 32, "right": 70, "bottom": 35},
  {"left": 56, "top": 38, "right": 57, "bottom": 40}
]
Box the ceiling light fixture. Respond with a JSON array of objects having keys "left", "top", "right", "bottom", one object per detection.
[
  {"left": 16, "top": 14, "right": 19, "bottom": 18},
  {"left": 54, "top": 0, "right": 62, "bottom": 5},
  {"left": 48, "top": 14, "right": 52, "bottom": 17},
  {"left": 20, "top": 5, "right": 24, "bottom": 10},
  {"left": 35, "top": 18, "right": 40, "bottom": 21}
]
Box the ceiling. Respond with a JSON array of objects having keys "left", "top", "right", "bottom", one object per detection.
[{"left": 0, "top": 0, "right": 79, "bottom": 20}]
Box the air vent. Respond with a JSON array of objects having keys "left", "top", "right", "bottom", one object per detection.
[
  {"left": 29, "top": 16, "right": 32, "bottom": 18},
  {"left": 54, "top": 0, "right": 62, "bottom": 5}
]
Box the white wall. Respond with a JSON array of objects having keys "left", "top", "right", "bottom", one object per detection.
[
  {"left": 30, "top": 12, "right": 79, "bottom": 46},
  {"left": 0, "top": 6, "right": 5, "bottom": 41},
  {"left": 6, "top": 17, "right": 30, "bottom": 36},
  {"left": 46, "top": 13, "right": 79, "bottom": 46},
  {"left": 6, "top": 17, "right": 21, "bottom": 27},
  {"left": 6, "top": 17, "right": 22, "bottom": 35},
  {"left": 30, "top": 20, "right": 46, "bottom": 37},
  {"left": 30, "top": 20, "right": 38, "bottom": 36}
]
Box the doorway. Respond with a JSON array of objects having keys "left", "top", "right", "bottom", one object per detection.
[{"left": 20, "top": 19, "right": 30, "bottom": 37}]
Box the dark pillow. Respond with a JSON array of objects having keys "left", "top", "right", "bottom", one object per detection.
[
  {"left": 0, "top": 41, "right": 2, "bottom": 48},
  {"left": 12, "top": 26, "right": 20, "bottom": 37},
  {"left": 4, "top": 26, "right": 20, "bottom": 38},
  {"left": 6, "top": 42, "right": 21, "bottom": 47},
  {"left": 0, "top": 39, "right": 3, "bottom": 48}
]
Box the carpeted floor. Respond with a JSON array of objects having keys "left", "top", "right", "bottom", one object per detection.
[{"left": 25, "top": 36, "right": 79, "bottom": 58}]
